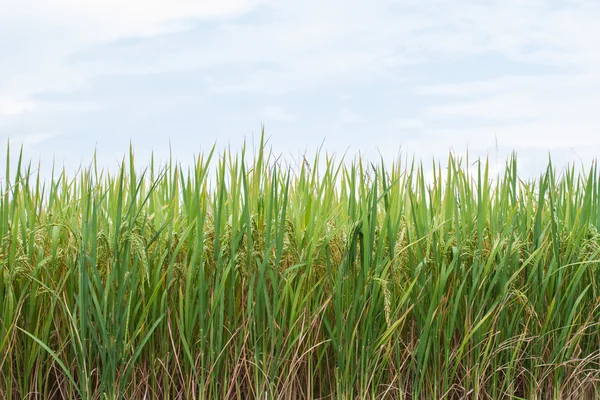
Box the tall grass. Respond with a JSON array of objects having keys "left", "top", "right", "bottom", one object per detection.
[{"left": 2, "top": 135, "right": 600, "bottom": 399}]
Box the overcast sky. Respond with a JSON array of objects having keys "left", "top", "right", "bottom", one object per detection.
[{"left": 2, "top": 0, "right": 600, "bottom": 177}]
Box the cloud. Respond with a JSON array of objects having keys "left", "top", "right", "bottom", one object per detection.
[
  {"left": 0, "top": 97, "right": 35, "bottom": 116},
  {"left": 337, "top": 109, "right": 364, "bottom": 124},
  {"left": 394, "top": 118, "right": 425, "bottom": 131},
  {"left": 419, "top": 72, "right": 600, "bottom": 149},
  {"left": 0, "top": 0, "right": 264, "bottom": 117},
  {"left": 20, "top": 132, "right": 61, "bottom": 147},
  {"left": 2, "top": 0, "right": 600, "bottom": 178},
  {"left": 263, "top": 106, "right": 297, "bottom": 122},
  {"left": 1, "top": 0, "right": 263, "bottom": 40}
]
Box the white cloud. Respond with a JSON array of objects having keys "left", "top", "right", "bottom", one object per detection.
[
  {"left": 338, "top": 109, "right": 364, "bottom": 124},
  {"left": 0, "top": 97, "right": 36, "bottom": 116},
  {"left": 2, "top": 0, "right": 600, "bottom": 174},
  {"left": 394, "top": 118, "right": 425, "bottom": 131},
  {"left": 263, "top": 106, "right": 296, "bottom": 122},
  {"left": 1, "top": 0, "right": 263, "bottom": 40},
  {"left": 420, "top": 72, "right": 600, "bottom": 149},
  {"left": 21, "top": 132, "right": 61, "bottom": 147},
  {"left": 0, "top": 132, "right": 60, "bottom": 149},
  {"left": 0, "top": 0, "right": 264, "bottom": 117}
]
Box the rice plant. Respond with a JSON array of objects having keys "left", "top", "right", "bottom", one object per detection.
[{"left": 2, "top": 134, "right": 600, "bottom": 399}]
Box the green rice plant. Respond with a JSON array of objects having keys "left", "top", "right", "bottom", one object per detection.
[{"left": 2, "top": 133, "right": 600, "bottom": 399}]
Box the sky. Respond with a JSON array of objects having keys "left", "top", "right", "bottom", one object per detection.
[{"left": 2, "top": 0, "right": 600, "bottom": 178}]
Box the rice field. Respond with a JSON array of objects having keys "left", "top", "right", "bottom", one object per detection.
[{"left": 2, "top": 136, "right": 600, "bottom": 399}]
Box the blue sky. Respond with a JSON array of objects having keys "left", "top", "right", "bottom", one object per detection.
[{"left": 2, "top": 0, "right": 600, "bottom": 177}]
